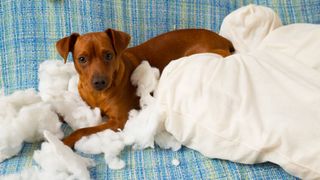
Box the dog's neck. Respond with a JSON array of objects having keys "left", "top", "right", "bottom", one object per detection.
[{"left": 122, "top": 48, "right": 144, "bottom": 67}]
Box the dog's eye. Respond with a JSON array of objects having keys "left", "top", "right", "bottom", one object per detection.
[
  {"left": 78, "top": 56, "right": 87, "bottom": 64},
  {"left": 104, "top": 53, "right": 113, "bottom": 61}
]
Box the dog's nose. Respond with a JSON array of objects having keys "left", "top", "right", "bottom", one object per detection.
[{"left": 92, "top": 76, "right": 108, "bottom": 91}]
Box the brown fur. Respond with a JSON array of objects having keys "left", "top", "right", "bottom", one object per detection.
[{"left": 56, "top": 28, "right": 234, "bottom": 147}]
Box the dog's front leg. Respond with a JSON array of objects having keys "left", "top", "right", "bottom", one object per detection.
[{"left": 62, "top": 117, "right": 125, "bottom": 148}]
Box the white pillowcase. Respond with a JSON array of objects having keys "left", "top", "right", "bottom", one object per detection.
[{"left": 154, "top": 5, "right": 320, "bottom": 179}]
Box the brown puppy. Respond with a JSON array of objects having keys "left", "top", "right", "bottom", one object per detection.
[{"left": 56, "top": 28, "right": 234, "bottom": 147}]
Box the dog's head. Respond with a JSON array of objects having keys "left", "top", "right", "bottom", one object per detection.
[{"left": 56, "top": 29, "right": 130, "bottom": 92}]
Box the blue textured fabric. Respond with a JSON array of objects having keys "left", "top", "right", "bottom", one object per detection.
[{"left": 1, "top": 0, "right": 319, "bottom": 179}]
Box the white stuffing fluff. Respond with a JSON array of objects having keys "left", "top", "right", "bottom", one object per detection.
[
  {"left": 75, "top": 130, "right": 126, "bottom": 170},
  {"left": 126, "top": 61, "right": 181, "bottom": 151},
  {"left": 33, "top": 131, "right": 95, "bottom": 179},
  {"left": 75, "top": 61, "right": 181, "bottom": 169},
  {"left": 38, "top": 60, "right": 76, "bottom": 101},
  {"left": 38, "top": 60, "right": 102, "bottom": 130},
  {"left": 171, "top": 159, "right": 180, "bottom": 166},
  {"left": 49, "top": 91, "right": 103, "bottom": 130},
  {"left": 154, "top": 131, "right": 182, "bottom": 151},
  {"left": 131, "top": 61, "right": 160, "bottom": 108},
  {"left": 17, "top": 102, "right": 63, "bottom": 143},
  {"left": 0, "top": 89, "right": 63, "bottom": 163},
  {"left": 68, "top": 75, "right": 80, "bottom": 94},
  {"left": 2, "top": 131, "right": 95, "bottom": 180}
]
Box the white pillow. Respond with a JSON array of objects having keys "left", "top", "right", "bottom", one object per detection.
[{"left": 154, "top": 5, "right": 320, "bottom": 179}]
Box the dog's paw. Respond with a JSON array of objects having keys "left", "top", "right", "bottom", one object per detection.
[{"left": 62, "top": 137, "right": 76, "bottom": 148}]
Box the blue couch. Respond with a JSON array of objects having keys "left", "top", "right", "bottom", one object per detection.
[{"left": 1, "top": 0, "right": 319, "bottom": 179}]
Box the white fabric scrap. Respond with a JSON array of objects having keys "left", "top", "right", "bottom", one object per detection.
[{"left": 75, "top": 61, "right": 181, "bottom": 169}]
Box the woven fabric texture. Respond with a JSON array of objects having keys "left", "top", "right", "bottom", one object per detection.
[{"left": 1, "top": 0, "right": 319, "bottom": 179}]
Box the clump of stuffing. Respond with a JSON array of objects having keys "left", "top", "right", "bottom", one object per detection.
[
  {"left": 75, "top": 130, "right": 126, "bottom": 170},
  {"left": 122, "top": 103, "right": 181, "bottom": 151},
  {"left": 38, "top": 60, "right": 76, "bottom": 101},
  {"left": 2, "top": 131, "right": 95, "bottom": 180},
  {"left": 38, "top": 60, "right": 102, "bottom": 130},
  {"left": 154, "top": 130, "right": 182, "bottom": 151},
  {"left": 17, "top": 102, "right": 63, "bottom": 143},
  {"left": 75, "top": 61, "right": 181, "bottom": 169},
  {"left": 68, "top": 75, "right": 80, "bottom": 94},
  {"left": 125, "top": 61, "right": 181, "bottom": 152},
  {"left": 131, "top": 61, "right": 160, "bottom": 108},
  {"left": 171, "top": 158, "right": 180, "bottom": 166},
  {"left": 0, "top": 89, "right": 63, "bottom": 163},
  {"left": 49, "top": 91, "right": 103, "bottom": 130},
  {"left": 125, "top": 61, "right": 180, "bottom": 150},
  {"left": 33, "top": 131, "right": 95, "bottom": 179}
]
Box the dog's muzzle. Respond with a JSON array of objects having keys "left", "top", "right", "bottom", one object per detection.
[{"left": 92, "top": 75, "right": 108, "bottom": 91}]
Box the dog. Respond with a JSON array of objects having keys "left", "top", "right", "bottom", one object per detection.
[{"left": 56, "top": 28, "right": 234, "bottom": 147}]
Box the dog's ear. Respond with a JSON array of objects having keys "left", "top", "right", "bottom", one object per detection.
[
  {"left": 105, "top": 29, "right": 131, "bottom": 55},
  {"left": 56, "top": 33, "right": 80, "bottom": 63}
]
